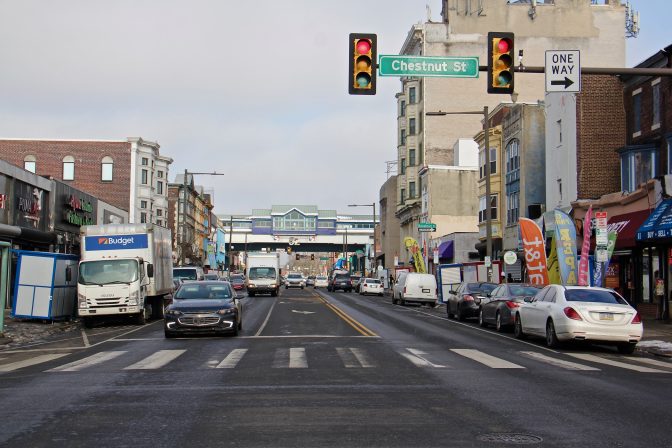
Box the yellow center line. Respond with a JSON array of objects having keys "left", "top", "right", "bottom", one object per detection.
[{"left": 315, "top": 295, "right": 377, "bottom": 337}]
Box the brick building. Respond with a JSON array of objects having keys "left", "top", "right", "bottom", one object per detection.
[{"left": 0, "top": 137, "right": 172, "bottom": 226}]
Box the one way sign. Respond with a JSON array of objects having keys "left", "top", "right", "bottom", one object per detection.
[{"left": 545, "top": 50, "right": 581, "bottom": 93}]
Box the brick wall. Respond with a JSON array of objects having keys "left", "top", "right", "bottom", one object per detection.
[
  {"left": 167, "top": 184, "right": 179, "bottom": 249},
  {"left": 576, "top": 75, "right": 625, "bottom": 199},
  {"left": 0, "top": 140, "right": 132, "bottom": 211}
]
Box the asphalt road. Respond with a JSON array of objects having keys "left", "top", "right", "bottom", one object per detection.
[{"left": 0, "top": 287, "right": 671, "bottom": 447}]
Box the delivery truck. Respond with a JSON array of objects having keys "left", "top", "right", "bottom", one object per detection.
[
  {"left": 76, "top": 224, "right": 173, "bottom": 326},
  {"left": 245, "top": 252, "right": 280, "bottom": 297}
]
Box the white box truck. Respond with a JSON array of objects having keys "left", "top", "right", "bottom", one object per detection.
[
  {"left": 245, "top": 252, "right": 280, "bottom": 297},
  {"left": 76, "top": 224, "right": 173, "bottom": 326}
]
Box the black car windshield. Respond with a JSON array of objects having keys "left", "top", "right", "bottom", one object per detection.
[
  {"left": 335, "top": 274, "right": 350, "bottom": 280},
  {"left": 231, "top": 275, "right": 244, "bottom": 281},
  {"left": 173, "top": 268, "right": 198, "bottom": 280},
  {"left": 365, "top": 279, "right": 381, "bottom": 284},
  {"left": 565, "top": 289, "right": 628, "bottom": 305},
  {"left": 249, "top": 267, "right": 276, "bottom": 280},
  {"left": 203, "top": 274, "right": 219, "bottom": 280},
  {"left": 175, "top": 283, "right": 233, "bottom": 300},
  {"left": 509, "top": 285, "right": 541, "bottom": 296},
  {"left": 288, "top": 274, "right": 302, "bottom": 279}
]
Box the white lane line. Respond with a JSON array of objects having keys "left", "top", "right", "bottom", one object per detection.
[
  {"left": 401, "top": 348, "right": 446, "bottom": 368},
  {"left": 289, "top": 347, "right": 308, "bottom": 368},
  {"left": 519, "top": 351, "right": 600, "bottom": 371},
  {"left": 48, "top": 351, "right": 126, "bottom": 372},
  {"left": 567, "top": 353, "right": 671, "bottom": 373},
  {"left": 124, "top": 350, "right": 186, "bottom": 370},
  {"left": 451, "top": 349, "right": 525, "bottom": 369},
  {"left": 255, "top": 297, "right": 278, "bottom": 336},
  {"left": 81, "top": 329, "right": 90, "bottom": 348},
  {"left": 623, "top": 357, "right": 672, "bottom": 370},
  {"left": 216, "top": 349, "right": 248, "bottom": 369},
  {"left": 336, "top": 347, "right": 376, "bottom": 368},
  {"left": 350, "top": 347, "right": 376, "bottom": 368},
  {"left": 0, "top": 353, "right": 71, "bottom": 372}
]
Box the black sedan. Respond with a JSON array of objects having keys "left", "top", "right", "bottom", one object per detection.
[
  {"left": 164, "top": 281, "right": 242, "bottom": 338},
  {"left": 479, "top": 283, "right": 542, "bottom": 332},
  {"left": 446, "top": 282, "right": 498, "bottom": 321}
]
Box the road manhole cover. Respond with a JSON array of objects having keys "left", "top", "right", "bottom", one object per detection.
[{"left": 477, "top": 433, "right": 543, "bottom": 445}]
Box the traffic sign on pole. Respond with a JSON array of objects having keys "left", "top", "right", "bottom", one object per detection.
[
  {"left": 545, "top": 50, "right": 581, "bottom": 93},
  {"left": 379, "top": 55, "right": 479, "bottom": 78},
  {"left": 417, "top": 222, "right": 437, "bottom": 232}
]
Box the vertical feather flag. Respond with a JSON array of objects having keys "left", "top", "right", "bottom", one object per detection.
[
  {"left": 554, "top": 210, "right": 578, "bottom": 286},
  {"left": 547, "top": 232, "right": 561, "bottom": 284},
  {"left": 519, "top": 218, "right": 549, "bottom": 285},
  {"left": 578, "top": 206, "right": 592, "bottom": 286}
]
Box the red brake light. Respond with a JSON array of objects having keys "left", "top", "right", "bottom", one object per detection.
[
  {"left": 631, "top": 312, "right": 642, "bottom": 324},
  {"left": 505, "top": 301, "right": 519, "bottom": 309},
  {"left": 563, "top": 307, "right": 583, "bottom": 321},
  {"left": 463, "top": 294, "right": 474, "bottom": 302}
]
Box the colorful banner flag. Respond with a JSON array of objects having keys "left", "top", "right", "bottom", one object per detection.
[
  {"left": 594, "top": 231, "right": 618, "bottom": 287},
  {"left": 554, "top": 210, "right": 578, "bottom": 286},
  {"left": 519, "top": 218, "right": 549, "bottom": 285},
  {"left": 547, "top": 232, "right": 561, "bottom": 284},
  {"left": 578, "top": 206, "right": 592, "bottom": 286}
]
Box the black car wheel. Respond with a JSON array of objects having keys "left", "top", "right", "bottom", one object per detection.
[
  {"left": 478, "top": 309, "right": 487, "bottom": 327},
  {"left": 495, "top": 312, "right": 504, "bottom": 332},
  {"left": 446, "top": 304, "right": 454, "bottom": 319},
  {"left": 514, "top": 314, "right": 526, "bottom": 339},
  {"left": 545, "top": 320, "right": 559, "bottom": 348},
  {"left": 456, "top": 305, "right": 466, "bottom": 321}
]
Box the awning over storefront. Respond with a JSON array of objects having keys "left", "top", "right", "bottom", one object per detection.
[
  {"left": 636, "top": 199, "right": 672, "bottom": 243},
  {"left": 437, "top": 241, "right": 454, "bottom": 259},
  {"left": 606, "top": 209, "right": 652, "bottom": 249}
]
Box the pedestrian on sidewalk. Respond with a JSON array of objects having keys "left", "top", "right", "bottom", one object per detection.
[{"left": 655, "top": 271, "right": 665, "bottom": 320}]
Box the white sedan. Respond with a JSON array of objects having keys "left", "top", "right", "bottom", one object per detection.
[
  {"left": 513, "top": 285, "right": 643, "bottom": 354},
  {"left": 359, "top": 278, "right": 384, "bottom": 296},
  {"left": 314, "top": 276, "right": 329, "bottom": 288}
]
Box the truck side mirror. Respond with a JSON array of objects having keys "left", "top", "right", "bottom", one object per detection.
[
  {"left": 147, "top": 264, "right": 154, "bottom": 278},
  {"left": 66, "top": 266, "right": 72, "bottom": 282}
]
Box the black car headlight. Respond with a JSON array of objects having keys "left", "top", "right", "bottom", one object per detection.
[
  {"left": 165, "top": 309, "right": 182, "bottom": 316},
  {"left": 217, "top": 308, "right": 236, "bottom": 316}
]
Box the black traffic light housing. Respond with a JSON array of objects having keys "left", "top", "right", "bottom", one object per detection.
[
  {"left": 349, "top": 33, "right": 377, "bottom": 95},
  {"left": 311, "top": 254, "right": 315, "bottom": 261},
  {"left": 487, "top": 32, "right": 514, "bottom": 94}
]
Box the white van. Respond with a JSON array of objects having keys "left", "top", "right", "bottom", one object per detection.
[
  {"left": 173, "top": 266, "right": 205, "bottom": 282},
  {"left": 393, "top": 272, "right": 437, "bottom": 306}
]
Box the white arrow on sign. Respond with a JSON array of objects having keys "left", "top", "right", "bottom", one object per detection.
[{"left": 291, "top": 310, "right": 315, "bottom": 315}]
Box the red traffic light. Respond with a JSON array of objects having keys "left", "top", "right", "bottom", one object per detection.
[
  {"left": 487, "top": 32, "right": 514, "bottom": 94},
  {"left": 349, "top": 33, "right": 377, "bottom": 95}
]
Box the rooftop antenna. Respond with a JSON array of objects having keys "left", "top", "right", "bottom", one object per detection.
[
  {"left": 625, "top": 1, "right": 640, "bottom": 38},
  {"left": 385, "top": 160, "right": 398, "bottom": 179}
]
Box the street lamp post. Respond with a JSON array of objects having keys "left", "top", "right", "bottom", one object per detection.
[
  {"left": 180, "top": 170, "right": 224, "bottom": 266},
  {"left": 348, "top": 203, "right": 377, "bottom": 277},
  {"left": 426, "top": 107, "right": 493, "bottom": 282}
]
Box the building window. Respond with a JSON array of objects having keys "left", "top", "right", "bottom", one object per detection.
[
  {"left": 400, "top": 129, "right": 406, "bottom": 146},
  {"left": 632, "top": 91, "right": 642, "bottom": 135},
  {"left": 409, "top": 118, "right": 416, "bottom": 135},
  {"left": 140, "top": 212, "right": 147, "bottom": 223},
  {"left": 157, "top": 181, "right": 164, "bottom": 195},
  {"left": 652, "top": 80, "right": 661, "bottom": 128},
  {"left": 505, "top": 139, "right": 520, "bottom": 173},
  {"left": 156, "top": 219, "right": 162, "bottom": 227},
  {"left": 409, "top": 149, "right": 416, "bottom": 167},
  {"left": 400, "top": 158, "right": 406, "bottom": 175},
  {"left": 400, "top": 188, "right": 406, "bottom": 204},
  {"left": 507, "top": 191, "right": 520, "bottom": 225},
  {"left": 409, "top": 87, "right": 416, "bottom": 104},
  {"left": 157, "top": 209, "right": 163, "bottom": 217},
  {"left": 63, "top": 156, "right": 75, "bottom": 181},
  {"left": 409, "top": 181, "right": 416, "bottom": 199},
  {"left": 101, "top": 156, "right": 113, "bottom": 181},
  {"left": 479, "top": 195, "right": 498, "bottom": 223},
  {"left": 419, "top": 143, "right": 423, "bottom": 165},
  {"left": 400, "top": 100, "right": 406, "bottom": 117},
  {"left": 318, "top": 221, "right": 335, "bottom": 228},
  {"left": 557, "top": 120, "right": 562, "bottom": 144},
  {"left": 272, "top": 211, "right": 315, "bottom": 231},
  {"left": 24, "top": 155, "right": 36, "bottom": 173},
  {"left": 157, "top": 170, "right": 164, "bottom": 179},
  {"left": 479, "top": 147, "right": 497, "bottom": 178},
  {"left": 141, "top": 169, "right": 148, "bottom": 185},
  {"left": 141, "top": 157, "right": 149, "bottom": 166},
  {"left": 255, "top": 220, "right": 272, "bottom": 228},
  {"left": 621, "top": 147, "right": 657, "bottom": 192}
]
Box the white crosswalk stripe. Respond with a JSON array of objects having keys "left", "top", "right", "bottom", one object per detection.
[
  {"left": 47, "top": 351, "right": 126, "bottom": 372},
  {"left": 216, "top": 349, "right": 248, "bottom": 369},
  {"left": 519, "top": 351, "right": 601, "bottom": 371},
  {"left": 336, "top": 347, "right": 376, "bottom": 368},
  {"left": 272, "top": 347, "right": 308, "bottom": 368},
  {"left": 451, "top": 349, "right": 525, "bottom": 369},
  {"left": 621, "top": 356, "right": 672, "bottom": 370},
  {"left": 567, "top": 353, "right": 672, "bottom": 373},
  {"left": 0, "top": 354, "right": 71, "bottom": 372},
  {"left": 124, "top": 350, "right": 186, "bottom": 370},
  {"left": 400, "top": 348, "right": 446, "bottom": 368}
]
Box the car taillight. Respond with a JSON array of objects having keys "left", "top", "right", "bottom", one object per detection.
[
  {"left": 631, "top": 312, "right": 642, "bottom": 324},
  {"left": 563, "top": 307, "right": 583, "bottom": 321},
  {"left": 463, "top": 294, "right": 474, "bottom": 302},
  {"left": 505, "top": 301, "right": 519, "bottom": 309}
]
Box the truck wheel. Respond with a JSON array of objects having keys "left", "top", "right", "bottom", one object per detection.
[
  {"left": 135, "top": 308, "right": 147, "bottom": 325},
  {"left": 248, "top": 292, "right": 255, "bottom": 297},
  {"left": 82, "top": 317, "right": 95, "bottom": 328}
]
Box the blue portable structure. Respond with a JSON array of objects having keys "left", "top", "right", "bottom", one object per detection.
[{"left": 11, "top": 250, "right": 79, "bottom": 320}]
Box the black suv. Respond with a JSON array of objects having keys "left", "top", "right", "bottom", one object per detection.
[{"left": 328, "top": 272, "right": 352, "bottom": 292}]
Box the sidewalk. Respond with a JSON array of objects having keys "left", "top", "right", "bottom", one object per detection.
[
  {"left": 0, "top": 309, "right": 81, "bottom": 349},
  {"left": 638, "top": 318, "right": 672, "bottom": 357}
]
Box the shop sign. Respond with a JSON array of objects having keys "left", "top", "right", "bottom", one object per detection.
[
  {"left": 64, "top": 194, "right": 94, "bottom": 226},
  {"left": 15, "top": 183, "right": 45, "bottom": 229}
]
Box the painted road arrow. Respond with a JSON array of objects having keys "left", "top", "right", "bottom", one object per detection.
[
  {"left": 291, "top": 310, "right": 316, "bottom": 315},
  {"left": 550, "top": 77, "right": 574, "bottom": 89}
]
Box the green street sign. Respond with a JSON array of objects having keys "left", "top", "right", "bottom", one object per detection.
[
  {"left": 378, "top": 55, "right": 479, "bottom": 78},
  {"left": 418, "top": 222, "right": 437, "bottom": 232}
]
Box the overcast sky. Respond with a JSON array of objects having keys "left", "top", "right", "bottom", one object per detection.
[{"left": 0, "top": 0, "right": 668, "bottom": 216}]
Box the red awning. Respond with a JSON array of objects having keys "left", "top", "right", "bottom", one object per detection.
[{"left": 604, "top": 209, "right": 651, "bottom": 250}]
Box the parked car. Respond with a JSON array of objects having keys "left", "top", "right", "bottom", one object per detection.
[
  {"left": 230, "top": 274, "right": 246, "bottom": 291},
  {"left": 513, "top": 285, "right": 643, "bottom": 353},
  {"left": 203, "top": 273, "right": 220, "bottom": 281},
  {"left": 328, "top": 270, "right": 352, "bottom": 292},
  {"left": 173, "top": 266, "right": 205, "bottom": 282},
  {"left": 359, "top": 278, "right": 384, "bottom": 296},
  {"left": 392, "top": 272, "right": 438, "bottom": 307},
  {"left": 446, "top": 282, "right": 498, "bottom": 321},
  {"left": 164, "top": 281, "right": 242, "bottom": 338},
  {"left": 314, "top": 275, "right": 329, "bottom": 288},
  {"left": 479, "top": 283, "right": 542, "bottom": 332},
  {"left": 306, "top": 275, "right": 316, "bottom": 287},
  {"left": 285, "top": 273, "right": 305, "bottom": 289},
  {"left": 351, "top": 276, "right": 362, "bottom": 292}
]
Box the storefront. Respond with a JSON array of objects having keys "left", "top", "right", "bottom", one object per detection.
[{"left": 52, "top": 181, "right": 97, "bottom": 255}]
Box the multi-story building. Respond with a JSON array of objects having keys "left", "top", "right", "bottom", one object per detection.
[
  {"left": 391, "top": 0, "right": 628, "bottom": 257},
  {"left": 0, "top": 137, "right": 172, "bottom": 225},
  {"left": 378, "top": 175, "right": 401, "bottom": 271}
]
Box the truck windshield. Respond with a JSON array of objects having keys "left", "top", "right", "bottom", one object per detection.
[
  {"left": 79, "top": 259, "right": 139, "bottom": 285},
  {"left": 249, "top": 267, "right": 276, "bottom": 280}
]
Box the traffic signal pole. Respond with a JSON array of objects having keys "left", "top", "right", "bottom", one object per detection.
[{"left": 479, "top": 65, "right": 672, "bottom": 77}]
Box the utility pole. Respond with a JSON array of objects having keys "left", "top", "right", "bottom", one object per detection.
[{"left": 228, "top": 215, "right": 233, "bottom": 272}]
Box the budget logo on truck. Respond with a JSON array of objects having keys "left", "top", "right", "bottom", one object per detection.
[{"left": 85, "top": 234, "right": 149, "bottom": 250}]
